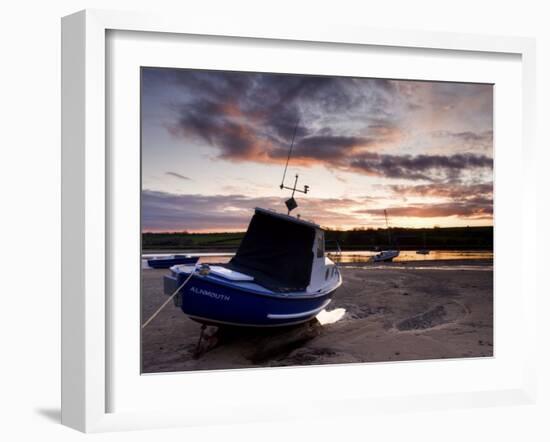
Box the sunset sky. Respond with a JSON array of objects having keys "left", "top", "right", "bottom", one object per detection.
[{"left": 141, "top": 68, "right": 493, "bottom": 233}]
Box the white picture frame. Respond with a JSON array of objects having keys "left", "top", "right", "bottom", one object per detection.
[{"left": 61, "top": 9, "right": 537, "bottom": 433}]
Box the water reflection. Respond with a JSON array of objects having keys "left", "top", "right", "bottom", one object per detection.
[
  {"left": 343, "top": 264, "right": 493, "bottom": 271},
  {"left": 327, "top": 250, "right": 493, "bottom": 263},
  {"left": 316, "top": 308, "right": 346, "bottom": 325},
  {"left": 142, "top": 250, "right": 493, "bottom": 269}
]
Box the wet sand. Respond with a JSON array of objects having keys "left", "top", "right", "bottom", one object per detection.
[{"left": 141, "top": 259, "right": 493, "bottom": 373}]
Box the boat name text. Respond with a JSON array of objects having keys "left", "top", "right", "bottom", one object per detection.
[{"left": 190, "top": 286, "right": 231, "bottom": 302}]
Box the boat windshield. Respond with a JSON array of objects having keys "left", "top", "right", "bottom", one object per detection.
[{"left": 228, "top": 209, "right": 316, "bottom": 292}]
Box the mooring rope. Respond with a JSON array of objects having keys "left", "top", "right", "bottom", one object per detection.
[{"left": 141, "top": 261, "right": 200, "bottom": 329}]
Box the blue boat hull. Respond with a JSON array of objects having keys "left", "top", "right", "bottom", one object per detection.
[
  {"left": 148, "top": 256, "right": 199, "bottom": 269},
  {"left": 164, "top": 271, "right": 338, "bottom": 327}
]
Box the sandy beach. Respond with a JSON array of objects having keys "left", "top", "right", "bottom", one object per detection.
[{"left": 141, "top": 259, "right": 493, "bottom": 373}]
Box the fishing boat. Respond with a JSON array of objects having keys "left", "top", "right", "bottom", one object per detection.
[
  {"left": 373, "top": 209, "right": 400, "bottom": 262},
  {"left": 163, "top": 208, "right": 342, "bottom": 327},
  {"left": 161, "top": 120, "right": 342, "bottom": 329},
  {"left": 147, "top": 254, "right": 199, "bottom": 269}
]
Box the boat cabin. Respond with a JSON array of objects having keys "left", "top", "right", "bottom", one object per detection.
[{"left": 226, "top": 207, "right": 337, "bottom": 294}]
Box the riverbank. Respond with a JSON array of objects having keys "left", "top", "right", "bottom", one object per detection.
[
  {"left": 141, "top": 259, "right": 493, "bottom": 373},
  {"left": 142, "top": 251, "right": 493, "bottom": 267}
]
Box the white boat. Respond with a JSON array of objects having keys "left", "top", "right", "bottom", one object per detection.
[
  {"left": 373, "top": 249, "right": 400, "bottom": 262},
  {"left": 373, "top": 210, "right": 400, "bottom": 262}
]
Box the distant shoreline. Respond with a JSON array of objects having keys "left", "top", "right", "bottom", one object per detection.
[
  {"left": 141, "top": 251, "right": 494, "bottom": 267},
  {"left": 142, "top": 247, "right": 494, "bottom": 253},
  {"left": 142, "top": 226, "right": 493, "bottom": 252},
  {"left": 337, "top": 258, "right": 493, "bottom": 267}
]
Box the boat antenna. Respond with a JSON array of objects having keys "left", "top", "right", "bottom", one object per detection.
[
  {"left": 384, "top": 209, "right": 392, "bottom": 246},
  {"left": 278, "top": 120, "right": 310, "bottom": 214},
  {"left": 280, "top": 120, "right": 299, "bottom": 190}
]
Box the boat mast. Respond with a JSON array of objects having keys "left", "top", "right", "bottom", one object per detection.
[
  {"left": 384, "top": 209, "right": 392, "bottom": 247},
  {"left": 280, "top": 121, "right": 299, "bottom": 191},
  {"left": 279, "top": 120, "right": 309, "bottom": 214}
]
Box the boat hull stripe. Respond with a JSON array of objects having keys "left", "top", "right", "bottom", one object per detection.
[{"left": 267, "top": 299, "right": 332, "bottom": 319}]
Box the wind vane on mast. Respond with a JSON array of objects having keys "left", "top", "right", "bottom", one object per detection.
[{"left": 279, "top": 120, "right": 310, "bottom": 214}]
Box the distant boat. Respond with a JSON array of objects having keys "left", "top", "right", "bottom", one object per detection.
[
  {"left": 147, "top": 255, "right": 199, "bottom": 269},
  {"left": 416, "top": 230, "right": 430, "bottom": 255},
  {"left": 373, "top": 249, "right": 400, "bottom": 262},
  {"left": 163, "top": 208, "right": 342, "bottom": 327},
  {"left": 373, "top": 209, "right": 400, "bottom": 262}
]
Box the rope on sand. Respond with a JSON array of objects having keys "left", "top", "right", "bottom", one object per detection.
[{"left": 141, "top": 261, "right": 200, "bottom": 329}]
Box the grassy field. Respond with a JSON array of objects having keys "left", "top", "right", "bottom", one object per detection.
[{"left": 142, "top": 226, "right": 493, "bottom": 251}]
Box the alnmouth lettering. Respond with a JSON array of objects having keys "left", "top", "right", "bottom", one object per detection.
[{"left": 190, "top": 286, "right": 231, "bottom": 302}]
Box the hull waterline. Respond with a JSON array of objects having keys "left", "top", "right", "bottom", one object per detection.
[{"left": 164, "top": 269, "right": 341, "bottom": 327}]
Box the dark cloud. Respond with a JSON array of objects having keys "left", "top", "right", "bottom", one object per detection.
[
  {"left": 366, "top": 182, "right": 494, "bottom": 219},
  {"left": 451, "top": 130, "right": 493, "bottom": 143},
  {"left": 166, "top": 171, "right": 191, "bottom": 181},
  {"left": 153, "top": 68, "right": 405, "bottom": 165},
  {"left": 141, "top": 190, "right": 266, "bottom": 232},
  {"left": 389, "top": 182, "right": 493, "bottom": 199},
  {"left": 432, "top": 130, "right": 493, "bottom": 150},
  {"left": 145, "top": 68, "right": 493, "bottom": 182},
  {"left": 141, "top": 190, "right": 369, "bottom": 232},
  {"left": 268, "top": 135, "right": 375, "bottom": 162},
  {"left": 349, "top": 153, "right": 492, "bottom": 181},
  {"left": 357, "top": 199, "right": 493, "bottom": 219},
  {"left": 141, "top": 184, "right": 493, "bottom": 232}
]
